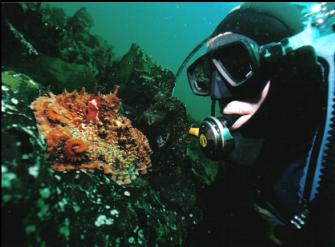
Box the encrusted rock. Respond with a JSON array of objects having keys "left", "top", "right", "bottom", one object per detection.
[{"left": 31, "top": 89, "right": 152, "bottom": 185}]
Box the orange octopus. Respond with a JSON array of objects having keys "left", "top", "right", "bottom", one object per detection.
[{"left": 31, "top": 88, "right": 152, "bottom": 185}]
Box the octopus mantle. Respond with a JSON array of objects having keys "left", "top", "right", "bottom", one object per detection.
[{"left": 31, "top": 89, "right": 152, "bottom": 185}]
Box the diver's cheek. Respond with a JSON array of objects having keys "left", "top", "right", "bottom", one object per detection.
[{"left": 222, "top": 81, "right": 271, "bottom": 130}]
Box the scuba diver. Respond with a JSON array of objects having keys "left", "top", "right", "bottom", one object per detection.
[{"left": 177, "top": 2, "right": 335, "bottom": 247}]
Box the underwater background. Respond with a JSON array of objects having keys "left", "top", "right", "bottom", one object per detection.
[
  {"left": 50, "top": 2, "right": 243, "bottom": 121},
  {"left": 1, "top": 2, "right": 323, "bottom": 247},
  {"left": 43, "top": 2, "right": 317, "bottom": 120}
]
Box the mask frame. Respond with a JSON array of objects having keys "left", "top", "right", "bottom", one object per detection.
[
  {"left": 181, "top": 25, "right": 320, "bottom": 98},
  {"left": 187, "top": 33, "right": 261, "bottom": 96}
]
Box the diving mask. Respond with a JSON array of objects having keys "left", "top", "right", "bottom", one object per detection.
[
  {"left": 184, "top": 27, "right": 322, "bottom": 160},
  {"left": 185, "top": 27, "right": 320, "bottom": 98}
]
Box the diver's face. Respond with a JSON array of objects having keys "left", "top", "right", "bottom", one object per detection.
[
  {"left": 222, "top": 80, "right": 271, "bottom": 130},
  {"left": 219, "top": 80, "right": 271, "bottom": 166}
]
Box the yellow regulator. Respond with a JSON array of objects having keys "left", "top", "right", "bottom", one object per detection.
[{"left": 189, "top": 117, "right": 234, "bottom": 160}]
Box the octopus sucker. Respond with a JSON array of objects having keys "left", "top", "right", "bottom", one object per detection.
[
  {"left": 46, "top": 126, "right": 71, "bottom": 152},
  {"left": 51, "top": 163, "right": 77, "bottom": 172},
  {"left": 31, "top": 97, "right": 50, "bottom": 112},
  {"left": 63, "top": 139, "right": 88, "bottom": 162},
  {"left": 32, "top": 90, "right": 152, "bottom": 185},
  {"left": 46, "top": 107, "right": 68, "bottom": 125}
]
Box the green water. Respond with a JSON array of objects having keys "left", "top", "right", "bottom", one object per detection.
[
  {"left": 49, "top": 2, "right": 316, "bottom": 120},
  {"left": 48, "top": 2, "right": 240, "bottom": 120}
]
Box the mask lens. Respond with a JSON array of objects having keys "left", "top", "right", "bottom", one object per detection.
[
  {"left": 214, "top": 42, "right": 254, "bottom": 85},
  {"left": 194, "top": 60, "right": 211, "bottom": 90},
  {"left": 187, "top": 55, "right": 211, "bottom": 95}
]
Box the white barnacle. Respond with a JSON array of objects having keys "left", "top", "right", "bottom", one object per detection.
[
  {"left": 110, "top": 209, "right": 119, "bottom": 216},
  {"left": 11, "top": 98, "right": 19, "bottom": 105},
  {"left": 21, "top": 154, "right": 30, "bottom": 160},
  {"left": 28, "top": 165, "right": 39, "bottom": 178},
  {"left": 124, "top": 191, "right": 131, "bottom": 197},
  {"left": 95, "top": 215, "right": 114, "bottom": 227},
  {"left": 39, "top": 188, "right": 51, "bottom": 199},
  {"left": 2, "top": 165, "right": 8, "bottom": 173},
  {"left": 128, "top": 236, "right": 135, "bottom": 244}
]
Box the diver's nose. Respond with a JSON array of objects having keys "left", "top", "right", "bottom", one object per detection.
[{"left": 210, "top": 70, "right": 232, "bottom": 100}]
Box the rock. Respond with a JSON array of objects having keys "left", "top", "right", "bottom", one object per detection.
[
  {"left": 1, "top": 72, "right": 194, "bottom": 247},
  {"left": 2, "top": 71, "right": 40, "bottom": 105},
  {"left": 1, "top": 3, "right": 220, "bottom": 246},
  {"left": 67, "top": 7, "right": 94, "bottom": 35},
  {"left": 187, "top": 138, "right": 219, "bottom": 186},
  {"left": 22, "top": 171, "right": 188, "bottom": 247},
  {"left": 11, "top": 55, "right": 96, "bottom": 93},
  {"left": 2, "top": 3, "right": 114, "bottom": 87},
  {"left": 139, "top": 97, "right": 190, "bottom": 170},
  {"left": 2, "top": 71, "right": 47, "bottom": 247},
  {"left": 108, "top": 44, "right": 175, "bottom": 114}
]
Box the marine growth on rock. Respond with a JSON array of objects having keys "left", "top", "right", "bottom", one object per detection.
[{"left": 31, "top": 88, "right": 152, "bottom": 185}]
